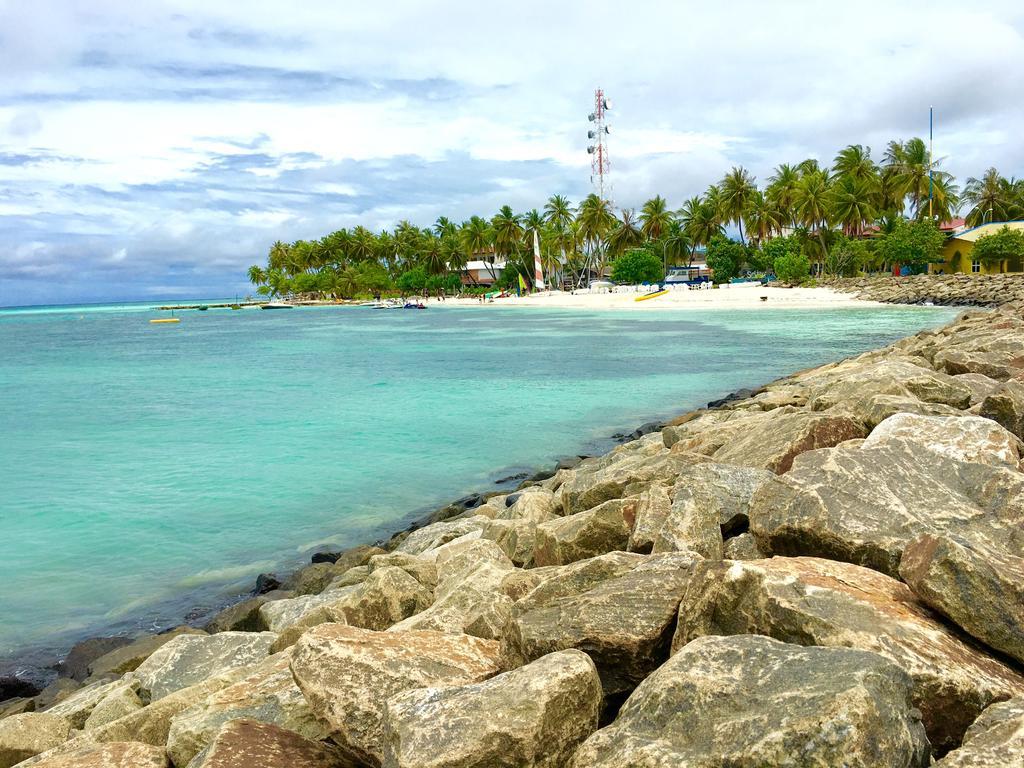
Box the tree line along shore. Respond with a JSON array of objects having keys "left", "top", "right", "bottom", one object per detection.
[
  {"left": 2, "top": 285, "right": 1024, "bottom": 765},
  {"left": 246, "top": 139, "right": 1024, "bottom": 299}
]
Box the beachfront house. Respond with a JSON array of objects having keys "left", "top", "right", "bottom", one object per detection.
[
  {"left": 461, "top": 257, "right": 505, "bottom": 286},
  {"left": 929, "top": 221, "right": 1024, "bottom": 275}
]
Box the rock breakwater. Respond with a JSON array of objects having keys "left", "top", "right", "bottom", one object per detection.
[
  {"left": 4, "top": 303, "right": 1024, "bottom": 766},
  {"left": 825, "top": 272, "right": 1024, "bottom": 307}
]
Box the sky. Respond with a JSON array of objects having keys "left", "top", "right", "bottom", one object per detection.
[{"left": 2, "top": 1, "right": 1024, "bottom": 306}]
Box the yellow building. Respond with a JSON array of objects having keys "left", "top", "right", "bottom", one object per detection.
[{"left": 930, "top": 221, "right": 1024, "bottom": 275}]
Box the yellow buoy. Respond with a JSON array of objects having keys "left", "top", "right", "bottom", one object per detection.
[
  {"left": 150, "top": 318, "right": 180, "bottom": 324},
  {"left": 635, "top": 289, "right": 669, "bottom": 302}
]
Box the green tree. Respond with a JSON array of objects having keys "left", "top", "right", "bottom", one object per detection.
[
  {"left": 611, "top": 247, "right": 663, "bottom": 285},
  {"left": 759, "top": 235, "right": 801, "bottom": 275},
  {"left": 825, "top": 235, "right": 871, "bottom": 277},
  {"left": 972, "top": 225, "right": 1024, "bottom": 267},
  {"left": 396, "top": 267, "right": 427, "bottom": 294},
  {"left": 774, "top": 249, "right": 811, "bottom": 284},
  {"left": 720, "top": 167, "right": 756, "bottom": 244},
  {"left": 705, "top": 235, "right": 744, "bottom": 283},
  {"left": 876, "top": 218, "right": 946, "bottom": 270}
]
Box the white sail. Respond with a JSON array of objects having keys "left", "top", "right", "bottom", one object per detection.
[{"left": 533, "top": 228, "right": 545, "bottom": 291}]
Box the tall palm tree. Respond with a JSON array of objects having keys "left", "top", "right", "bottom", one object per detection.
[
  {"left": 606, "top": 209, "right": 644, "bottom": 257},
  {"left": 720, "top": 167, "right": 756, "bottom": 244},
  {"left": 491, "top": 205, "right": 523, "bottom": 266},
  {"left": 833, "top": 145, "right": 878, "bottom": 182},
  {"left": 640, "top": 195, "right": 675, "bottom": 275},
  {"left": 350, "top": 226, "right": 376, "bottom": 262},
  {"left": 662, "top": 220, "right": 691, "bottom": 271},
  {"left": 462, "top": 215, "right": 497, "bottom": 281},
  {"left": 679, "top": 195, "right": 723, "bottom": 264},
  {"left": 767, "top": 164, "right": 801, "bottom": 228},
  {"left": 794, "top": 170, "right": 833, "bottom": 271},
  {"left": 963, "top": 168, "right": 1008, "bottom": 226},
  {"left": 543, "top": 195, "right": 574, "bottom": 230},
  {"left": 576, "top": 193, "right": 616, "bottom": 281},
  {"left": 268, "top": 240, "right": 291, "bottom": 272},
  {"left": 884, "top": 137, "right": 957, "bottom": 220},
  {"left": 743, "top": 190, "right": 783, "bottom": 245},
  {"left": 434, "top": 216, "right": 458, "bottom": 240},
  {"left": 830, "top": 175, "right": 877, "bottom": 237},
  {"left": 247, "top": 265, "right": 266, "bottom": 287}
]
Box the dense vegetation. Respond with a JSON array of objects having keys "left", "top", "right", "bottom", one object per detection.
[{"left": 247, "top": 139, "right": 1024, "bottom": 297}]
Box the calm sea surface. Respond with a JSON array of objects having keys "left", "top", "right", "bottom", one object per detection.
[{"left": 0, "top": 301, "right": 958, "bottom": 663}]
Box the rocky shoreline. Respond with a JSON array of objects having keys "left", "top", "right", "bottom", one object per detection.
[
  {"left": 3, "top": 290, "right": 1024, "bottom": 766},
  {"left": 824, "top": 272, "right": 1024, "bottom": 307}
]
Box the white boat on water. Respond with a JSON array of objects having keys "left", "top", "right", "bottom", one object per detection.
[
  {"left": 369, "top": 299, "right": 403, "bottom": 309},
  {"left": 261, "top": 301, "right": 294, "bottom": 310}
]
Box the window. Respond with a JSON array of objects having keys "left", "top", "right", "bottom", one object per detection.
[{"left": 971, "top": 259, "right": 981, "bottom": 273}]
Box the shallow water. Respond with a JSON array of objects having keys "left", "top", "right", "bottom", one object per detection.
[{"left": 0, "top": 301, "right": 958, "bottom": 661}]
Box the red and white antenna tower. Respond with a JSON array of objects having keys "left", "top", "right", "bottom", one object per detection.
[{"left": 587, "top": 88, "right": 612, "bottom": 201}]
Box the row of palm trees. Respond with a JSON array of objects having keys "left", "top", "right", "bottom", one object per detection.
[{"left": 248, "top": 137, "right": 1024, "bottom": 296}]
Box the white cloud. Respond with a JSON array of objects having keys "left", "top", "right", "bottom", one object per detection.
[{"left": 2, "top": 0, "right": 1024, "bottom": 305}]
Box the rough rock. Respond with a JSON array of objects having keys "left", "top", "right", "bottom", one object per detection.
[
  {"left": 568, "top": 635, "right": 930, "bottom": 768},
  {"left": 59, "top": 639, "right": 131, "bottom": 682},
  {"left": 284, "top": 563, "right": 336, "bottom": 596},
  {"left": 935, "top": 346, "right": 1024, "bottom": 381},
  {"left": 44, "top": 680, "right": 132, "bottom": 730},
  {"left": 625, "top": 484, "right": 672, "bottom": 554},
  {"left": 85, "top": 627, "right": 207, "bottom": 679},
  {"left": 133, "top": 632, "right": 276, "bottom": 701},
  {"left": 502, "top": 552, "right": 699, "bottom": 697},
  {"left": 81, "top": 680, "right": 143, "bottom": 731},
  {"left": 750, "top": 437, "right": 1024, "bottom": 577},
  {"left": 325, "top": 565, "right": 370, "bottom": 591},
  {"left": 722, "top": 531, "right": 762, "bottom": 559},
  {"left": 26, "top": 742, "right": 168, "bottom": 768},
  {"left": 252, "top": 573, "right": 282, "bottom": 595},
  {"left": 933, "top": 697, "right": 1024, "bottom": 767},
  {"left": 258, "top": 591, "right": 351, "bottom": 633},
  {"left": 166, "top": 653, "right": 328, "bottom": 768},
  {"left": 0, "top": 678, "right": 40, "bottom": 703},
  {"left": 0, "top": 713, "right": 71, "bottom": 768},
  {"left": 383, "top": 650, "right": 601, "bottom": 768},
  {"left": 289, "top": 624, "right": 501, "bottom": 767},
  {"left": 954, "top": 373, "right": 1003, "bottom": 406},
  {"left": 331, "top": 544, "right": 387, "bottom": 573},
  {"left": 481, "top": 518, "right": 539, "bottom": 566},
  {"left": 863, "top": 412, "right": 1023, "bottom": 469},
  {"left": 532, "top": 498, "right": 636, "bottom": 567},
  {"left": 980, "top": 379, "right": 1024, "bottom": 440},
  {"left": 335, "top": 566, "right": 433, "bottom": 631},
  {"left": 186, "top": 719, "right": 349, "bottom": 768},
  {"left": 674, "top": 556, "right": 1024, "bottom": 752},
  {"left": 900, "top": 533, "right": 1024, "bottom": 666},
  {"left": 33, "top": 681, "right": 80, "bottom": 712},
  {"left": 366, "top": 553, "right": 437, "bottom": 590},
  {"left": 203, "top": 597, "right": 270, "bottom": 633},
  {"left": 394, "top": 516, "right": 490, "bottom": 556},
  {"left": 652, "top": 463, "right": 771, "bottom": 558}
]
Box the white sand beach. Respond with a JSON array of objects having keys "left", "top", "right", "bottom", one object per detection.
[{"left": 435, "top": 282, "right": 882, "bottom": 311}]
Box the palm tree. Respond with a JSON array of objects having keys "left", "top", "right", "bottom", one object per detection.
[
  {"left": 491, "top": 205, "right": 523, "bottom": 267},
  {"left": 639, "top": 195, "right": 674, "bottom": 275},
  {"left": 767, "top": 164, "right": 801, "bottom": 228},
  {"left": 247, "top": 265, "right": 266, "bottom": 287},
  {"left": 606, "top": 209, "right": 644, "bottom": 257},
  {"left": 794, "top": 170, "right": 832, "bottom": 271},
  {"left": 268, "top": 240, "right": 291, "bottom": 272},
  {"left": 421, "top": 233, "right": 447, "bottom": 276},
  {"left": 884, "top": 137, "right": 957, "bottom": 220},
  {"left": 720, "top": 167, "right": 756, "bottom": 244},
  {"left": 743, "top": 190, "right": 783, "bottom": 245},
  {"left": 576, "top": 193, "right": 616, "bottom": 281},
  {"left": 833, "top": 145, "right": 878, "bottom": 182},
  {"left": 350, "top": 226, "right": 376, "bottom": 262},
  {"left": 543, "top": 195, "right": 574, "bottom": 230},
  {"left": 830, "top": 175, "right": 877, "bottom": 237},
  {"left": 679, "top": 195, "right": 723, "bottom": 263},
  {"left": 462, "top": 215, "right": 497, "bottom": 281},
  {"left": 434, "top": 216, "right": 458, "bottom": 239},
  {"left": 662, "top": 220, "right": 691, "bottom": 271},
  {"left": 963, "top": 168, "right": 1009, "bottom": 226}
]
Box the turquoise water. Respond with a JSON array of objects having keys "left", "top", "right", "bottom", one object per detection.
[{"left": 0, "top": 301, "right": 958, "bottom": 663}]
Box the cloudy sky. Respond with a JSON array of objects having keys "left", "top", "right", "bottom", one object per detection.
[{"left": 2, "top": 0, "right": 1024, "bottom": 306}]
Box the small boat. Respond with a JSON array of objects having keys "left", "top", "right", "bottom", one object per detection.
[
  {"left": 635, "top": 289, "right": 669, "bottom": 302},
  {"left": 260, "top": 302, "right": 294, "bottom": 310},
  {"left": 403, "top": 301, "right": 427, "bottom": 309},
  {"left": 150, "top": 317, "right": 180, "bottom": 324},
  {"left": 197, "top": 305, "right": 208, "bottom": 311}
]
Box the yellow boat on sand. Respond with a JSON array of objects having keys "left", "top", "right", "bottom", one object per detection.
[{"left": 635, "top": 289, "right": 669, "bottom": 302}]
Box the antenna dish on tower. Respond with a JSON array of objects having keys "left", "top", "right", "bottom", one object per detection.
[{"left": 587, "top": 88, "right": 611, "bottom": 202}]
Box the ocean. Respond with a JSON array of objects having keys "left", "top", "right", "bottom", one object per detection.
[{"left": 0, "top": 300, "right": 958, "bottom": 665}]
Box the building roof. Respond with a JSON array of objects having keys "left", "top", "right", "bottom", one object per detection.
[
  {"left": 938, "top": 218, "right": 966, "bottom": 232},
  {"left": 949, "top": 220, "right": 1024, "bottom": 243},
  {"left": 463, "top": 259, "right": 506, "bottom": 271}
]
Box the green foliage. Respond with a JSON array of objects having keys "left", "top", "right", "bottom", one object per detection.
[
  {"left": 825, "top": 235, "right": 871, "bottom": 277},
  {"left": 758, "top": 236, "right": 801, "bottom": 275},
  {"left": 611, "top": 247, "right": 663, "bottom": 284},
  {"left": 972, "top": 225, "right": 1024, "bottom": 264},
  {"left": 396, "top": 267, "right": 427, "bottom": 294},
  {"left": 425, "top": 273, "right": 462, "bottom": 293},
  {"left": 875, "top": 218, "right": 946, "bottom": 268},
  {"left": 705, "top": 235, "right": 744, "bottom": 283},
  {"left": 774, "top": 249, "right": 811, "bottom": 284}
]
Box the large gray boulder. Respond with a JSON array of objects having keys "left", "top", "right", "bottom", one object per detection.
[
  {"left": 674, "top": 556, "right": 1024, "bottom": 752},
  {"left": 394, "top": 516, "right": 490, "bottom": 555},
  {"left": 652, "top": 463, "right": 771, "bottom": 558},
  {"left": 382, "top": 650, "right": 601, "bottom": 768},
  {"left": 85, "top": 627, "right": 206, "bottom": 679},
  {"left": 559, "top": 451, "right": 691, "bottom": 516},
  {"left": 934, "top": 345, "right": 1024, "bottom": 381},
  {"left": 933, "top": 697, "right": 1024, "bottom": 767},
  {"left": 289, "top": 624, "right": 501, "bottom": 767},
  {"left": 862, "top": 412, "right": 1023, "bottom": 469},
  {"left": 186, "top": 719, "right": 349, "bottom": 768},
  {"left": 166, "top": 653, "right": 328, "bottom": 767},
  {"left": 59, "top": 638, "right": 132, "bottom": 682},
  {"left": 532, "top": 499, "right": 635, "bottom": 566},
  {"left": 900, "top": 533, "right": 1024, "bottom": 666},
  {"left": 81, "top": 681, "right": 143, "bottom": 731},
  {"left": 750, "top": 437, "right": 1024, "bottom": 577},
  {"left": 258, "top": 591, "right": 351, "bottom": 633},
  {"left": 133, "top": 632, "right": 276, "bottom": 702},
  {"left": 44, "top": 679, "right": 139, "bottom": 731},
  {"left": 336, "top": 566, "right": 433, "bottom": 631},
  {"left": 501, "top": 552, "right": 700, "bottom": 697},
  {"left": 980, "top": 379, "right": 1024, "bottom": 440},
  {"left": 625, "top": 484, "right": 672, "bottom": 554},
  {"left": 26, "top": 742, "right": 168, "bottom": 768},
  {"left": 0, "top": 713, "right": 71, "bottom": 768},
  {"left": 568, "top": 635, "right": 931, "bottom": 768},
  {"left": 366, "top": 552, "right": 438, "bottom": 590}
]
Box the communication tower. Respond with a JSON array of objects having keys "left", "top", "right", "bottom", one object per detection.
[{"left": 587, "top": 89, "right": 612, "bottom": 201}]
